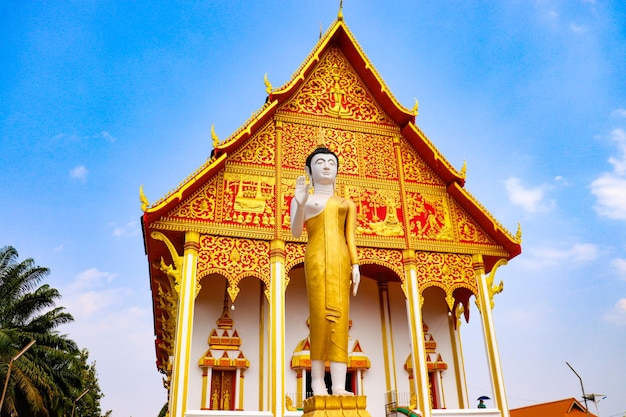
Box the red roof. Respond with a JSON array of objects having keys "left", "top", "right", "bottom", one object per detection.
[{"left": 510, "top": 398, "right": 597, "bottom": 417}]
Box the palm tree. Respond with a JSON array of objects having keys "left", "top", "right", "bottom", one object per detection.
[{"left": 0, "top": 246, "right": 82, "bottom": 417}]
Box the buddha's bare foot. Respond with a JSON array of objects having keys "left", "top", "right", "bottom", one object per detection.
[
  {"left": 332, "top": 388, "right": 354, "bottom": 396},
  {"left": 312, "top": 382, "right": 329, "bottom": 396}
]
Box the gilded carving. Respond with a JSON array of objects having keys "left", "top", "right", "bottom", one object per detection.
[
  {"left": 399, "top": 138, "right": 443, "bottom": 186},
  {"left": 358, "top": 247, "right": 405, "bottom": 281},
  {"left": 197, "top": 235, "right": 271, "bottom": 303},
  {"left": 281, "top": 122, "right": 318, "bottom": 170},
  {"left": 156, "top": 284, "right": 176, "bottom": 365},
  {"left": 140, "top": 185, "right": 150, "bottom": 212},
  {"left": 485, "top": 258, "right": 507, "bottom": 309},
  {"left": 322, "top": 127, "right": 359, "bottom": 176},
  {"left": 405, "top": 191, "right": 453, "bottom": 241},
  {"left": 281, "top": 178, "right": 295, "bottom": 232},
  {"left": 281, "top": 122, "right": 359, "bottom": 177},
  {"left": 168, "top": 176, "right": 220, "bottom": 222},
  {"left": 285, "top": 242, "right": 306, "bottom": 274},
  {"left": 415, "top": 252, "right": 477, "bottom": 310},
  {"left": 150, "top": 231, "right": 182, "bottom": 366},
  {"left": 222, "top": 172, "right": 276, "bottom": 228},
  {"left": 151, "top": 231, "right": 183, "bottom": 292},
  {"left": 358, "top": 131, "right": 398, "bottom": 180},
  {"left": 228, "top": 121, "right": 275, "bottom": 166},
  {"left": 345, "top": 185, "right": 404, "bottom": 237},
  {"left": 449, "top": 201, "right": 497, "bottom": 246},
  {"left": 281, "top": 47, "right": 394, "bottom": 125}
]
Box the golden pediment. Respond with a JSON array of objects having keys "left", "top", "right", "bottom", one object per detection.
[{"left": 281, "top": 47, "right": 395, "bottom": 125}]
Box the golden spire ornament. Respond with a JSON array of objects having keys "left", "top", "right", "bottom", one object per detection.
[{"left": 316, "top": 126, "right": 326, "bottom": 148}]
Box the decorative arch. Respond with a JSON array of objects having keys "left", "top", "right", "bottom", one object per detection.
[
  {"left": 415, "top": 251, "right": 477, "bottom": 312},
  {"left": 197, "top": 235, "right": 270, "bottom": 303}
]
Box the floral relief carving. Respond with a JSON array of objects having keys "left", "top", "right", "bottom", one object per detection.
[
  {"left": 229, "top": 121, "right": 276, "bottom": 166},
  {"left": 281, "top": 47, "right": 394, "bottom": 125},
  {"left": 197, "top": 235, "right": 271, "bottom": 296},
  {"left": 400, "top": 138, "right": 443, "bottom": 186},
  {"left": 168, "top": 176, "right": 220, "bottom": 221}
]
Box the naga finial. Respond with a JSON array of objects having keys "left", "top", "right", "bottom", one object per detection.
[
  {"left": 460, "top": 160, "right": 467, "bottom": 179},
  {"left": 338, "top": 0, "right": 344, "bottom": 21},
  {"left": 264, "top": 73, "right": 273, "bottom": 94},
  {"left": 140, "top": 185, "right": 150, "bottom": 212},
  {"left": 211, "top": 124, "right": 219, "bottom": 149},
  {"left": 515, "top": 222, "right": 523, "bottom": 243},
  {"left": 412, "top": 98, "right": 419, "bottom": 116}
]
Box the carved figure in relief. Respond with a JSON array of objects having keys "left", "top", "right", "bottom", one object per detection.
[
  {"left": 290, "top": 146, "right": 360, "bottom": 396},
  {"left": 328, "top": 65, "right": 350, "bottom": 117}
]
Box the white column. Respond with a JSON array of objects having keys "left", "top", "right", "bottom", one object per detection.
[
  {"left": 403, "top": 250, "right": 431, "bottom": 417},
  {"left": 170, "top": 231, "right": 200, "bottom": 417},
  {"left": 270, "top": 239, "right": 286, "bottom": 417},
  {"left": 473, "top": 254, "right": 510, "bottom": 417}
]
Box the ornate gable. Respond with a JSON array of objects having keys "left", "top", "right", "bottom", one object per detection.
[
  {"left": 281, "top": 46, "right": 395, "bottom": 125},
  {"left": 142, "top": 17, "right": 521, "bottom": 371}
]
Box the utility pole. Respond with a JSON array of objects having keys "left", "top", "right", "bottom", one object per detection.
[{"left": 566, "top": 362, "right": 591, "bottom": 417}]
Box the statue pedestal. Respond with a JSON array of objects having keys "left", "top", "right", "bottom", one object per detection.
[{"left": 302, "top": 395, "right": 372, "bottom": 417}]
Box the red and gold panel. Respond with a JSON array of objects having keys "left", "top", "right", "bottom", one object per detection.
[
  {"left": 220, "top": 169, "right": 276, "bottom": 229},
  {"left": 168, "top": 175, "right": 220, "bottom": 221},
  {"left": 399, "top": 137, "right": 444, "bottom": 186},
  {"left": 415, "top": 251, "right": 477, "bottom": 297},
  {"left": 228, "top": 121, "right": 276, "bottom": 167},
  {"left": 281, "top": 47, "right": 395, "bottom": 125},
  {"left": 197, "top": 235, "right": 271, "bottom": 291},
  {"left": 344, "top": 184, "right": 405, "bottom": 239},
  {"left": 280, "top": 177, "right": 295, "bottom": 233},
  {"left": 448, "top": 199, "right": 498, "bottom": 247},
  {"left": 322, "top": 127, "right": 360, "bottom": 176},
  {"left": 357, "top": 131, "right": 398, "bottom": 181},
  {"left": 281, "top": 122, "right": 317, "bottom": 170},
  {"left": 358, "top": 247, "right": 405, "bottom": 280},
  {"left": 284, "top": 242, "right": 306, "bottom": 274},
  {"left": 281, "top": 122, "right": 359, "bottom": 177},
  {"left": 405, "top": 190, "right": 454, "bottom": 243}
]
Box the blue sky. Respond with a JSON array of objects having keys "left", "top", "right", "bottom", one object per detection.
[{"left": 2, "top": 1, "right": 626, "bottom": 416}]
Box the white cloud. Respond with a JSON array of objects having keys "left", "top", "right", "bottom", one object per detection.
[
  {"left": 569, "top": 22, "right": 587, "bottom": 34},
  {"left": 611, "top": 108, "right": 626, "bottom": 118},
  {"left": 62, "top": 268, "right": 131, "bottom": 319},
  {"left": 611, "top": 258, "right": 626, "bottom": 281},
  {"left": 112, "top": 220, "right": 140, "bottom": 238},
  {"left": 93, "top": 131, "right": 116, "bottom": 143},
  {"left": 72, "top": 267, "right": 117, "bottom": 291},
  {"left": 591, "top": 128, "right": 626, "bottom": 219},
  {"left": 520, "top": 242, "right": 599, "bottom": 269},
  {"left": 604, "top": 298, "right": 626, "bottom": 326},
  {"left": 74, "top": 289, "right": 124, "bottom": 317},
  {"left": 607, "top": 128, "right": 626, "bottom": 175},
  {"left": 591, "top": 175, "right": 626, "bottom": 220},
  {"left": 70, "top": 165, "right": 89, "bottom": 182},
  {"left": 504, "top": 177, "right": 556, "bottom": 212}
]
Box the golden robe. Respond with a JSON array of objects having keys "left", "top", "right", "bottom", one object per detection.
[{"left": 304, "top": 194, "right": 359, "bottom": 363}]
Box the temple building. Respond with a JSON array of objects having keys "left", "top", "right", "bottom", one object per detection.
[{"left": 141, "top": 9, "right": 522, "bottom": 417}]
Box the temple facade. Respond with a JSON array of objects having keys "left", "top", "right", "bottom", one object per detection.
[{"left": 141, "top": 12, "right": 521, "bottom": 417}]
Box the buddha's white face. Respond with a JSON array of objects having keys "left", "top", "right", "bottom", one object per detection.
[{"left": 309, "top": 153, "right": 338, "bottom": 186}]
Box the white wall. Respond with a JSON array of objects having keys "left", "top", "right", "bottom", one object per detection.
[{"left": 189, "top": 274, "right": 263, "bottom": 412}]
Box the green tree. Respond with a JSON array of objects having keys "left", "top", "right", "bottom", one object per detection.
[
  {"left": 71, "top": 349, "right": 110, "bottom": 417},
  {"left": 0, "top": 246, "right": 106, "bottom": 417}
]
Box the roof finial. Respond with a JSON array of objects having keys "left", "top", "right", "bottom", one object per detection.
[
  {"left": 211, "top": 124, "right": 219, "bottom": 148},
  {"left": 338, "top": 0, "right": 344, "bottom": 21}
]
